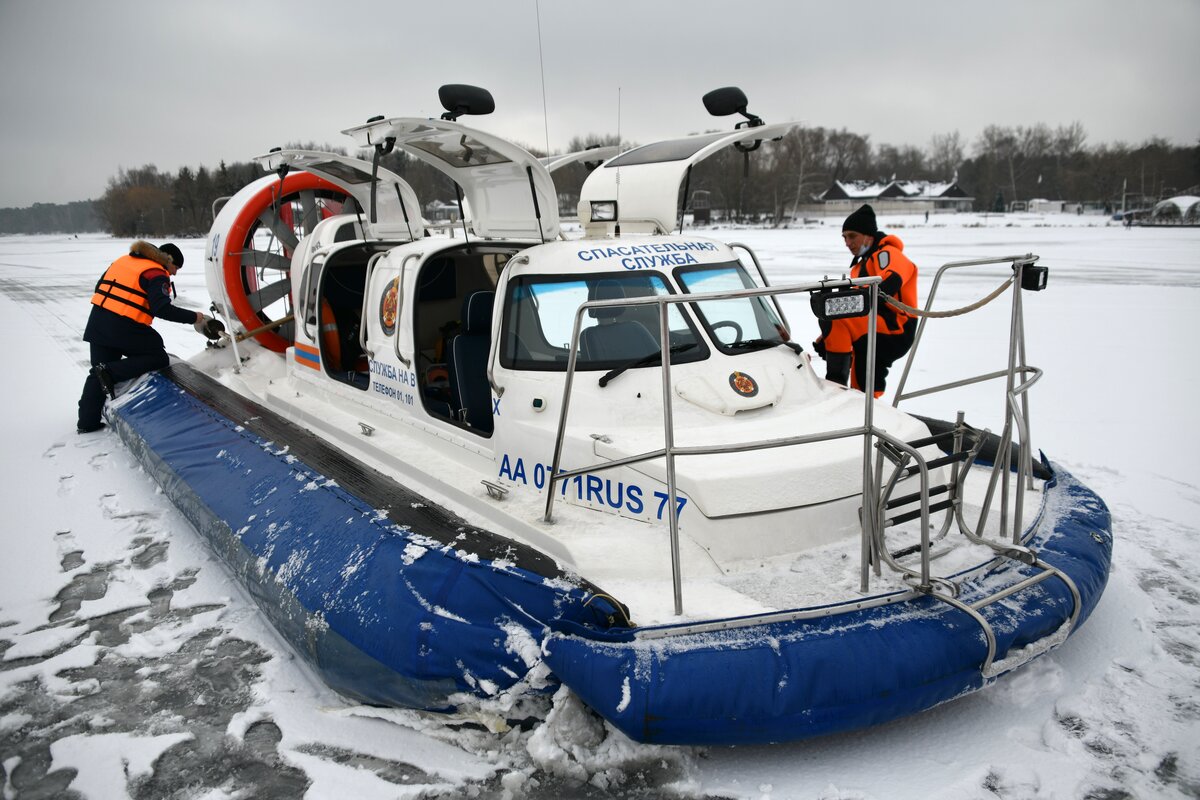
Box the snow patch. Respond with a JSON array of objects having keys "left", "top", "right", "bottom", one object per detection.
[
  {"left": 616, "top": 677, "right": 631, "bottom": 713},
  {"left": 49, "top": 731, "right": 194, "bottom": 798}
]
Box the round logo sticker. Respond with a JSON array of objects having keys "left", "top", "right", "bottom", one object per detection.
[
  {"left": 729, "top": 371, "right": 758, "bottom": 397},
  {"left": 378, "top": 278, "right": 399, "bottom": 335}
]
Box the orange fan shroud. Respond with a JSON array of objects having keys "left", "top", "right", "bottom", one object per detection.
[{"left": 219, "top": 172, "right": 349, "bottom": 352}]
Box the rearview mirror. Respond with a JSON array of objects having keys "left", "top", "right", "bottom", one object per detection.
[
  {"left": 702, "top": 86, "right": 749, "bottom": 117},
  {"left": 439, "top": 84, "right": 495, "bottom": 121}
]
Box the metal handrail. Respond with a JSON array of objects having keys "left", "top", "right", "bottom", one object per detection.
[
  {"left": 543, "top": 275, "right": 882, "bottom": 615},
  {"left": 870, "top": 431, "right": 936, "bottom": 588},
  {"left": 390, "top": 252, "right": 422, "bottom": 367},
  {"left": 893, "top": 253, "right": 1037, "bottom": 405},
  {"left": 542, "top": 252, "right": 1045, "bottom": 622},
  {"left": 299, "top": 254, "right": 317, "bottom": 343},
  {"left": 359, "top": 251, "right": 389, "bottom": 357},
  {"left": 892, "top": 253, "right": 1041, "bottom": 540}
]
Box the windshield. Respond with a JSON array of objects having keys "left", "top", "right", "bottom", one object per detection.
[
  {"left": 500, "top": 272, "right": 708, "bottom": 371},
  {"left": 675, "top": 262, "right": 788, "bottom": 352}
]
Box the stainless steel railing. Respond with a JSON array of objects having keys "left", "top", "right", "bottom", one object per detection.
[
  {"left": 543, "top": 253, "right": 1044, "bottom": 621},
  {"left": 542, "top": 275, "right": 884, "bottom": 616},
  {"left": 893, "top": 254, "right": 1042, "bottom": 543}
]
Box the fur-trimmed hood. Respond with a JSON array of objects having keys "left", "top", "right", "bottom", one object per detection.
[{"left": 130, "top": 240, "right": 174, "bottom": 267}]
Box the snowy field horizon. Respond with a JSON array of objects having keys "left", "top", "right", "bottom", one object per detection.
[{"left": 1, "top": 211, "right": 1198, "bottom": 798}]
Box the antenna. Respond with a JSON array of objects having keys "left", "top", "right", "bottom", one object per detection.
[
  {"left": 614, "top": 87, "right": 621, "bottom": 238},
  {"left": 535, "top": 0, "right": 550, "bottom": 158}
]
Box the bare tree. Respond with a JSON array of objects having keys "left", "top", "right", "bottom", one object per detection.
[
  {"left": 1020, "top": 124, "right": 1054, "bottom": 160},
  {"left": 875, "top": 144, "right": 927, "bottom": 182},
  {"left": 928, "top": 131, "right": 965, "bottom": 178},
  {"left": 824, "top": 129, "right": 871, "bottom": 183},
  {"left": 781, "top": 126, "right": 828, "bottom": 220},
  {"left": 1052, "top": 122, "right": 1087, "bottom": 158},
  {"left": 976, "top": 125, "right": 1023, "bottom": 202}
]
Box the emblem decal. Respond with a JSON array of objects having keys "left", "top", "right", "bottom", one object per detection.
[
  {"left": 729, "top": 371, "right": 758, "bottom": 397},
  {"left": 378, "top": 278, "right": 399, "bottom": 335}
]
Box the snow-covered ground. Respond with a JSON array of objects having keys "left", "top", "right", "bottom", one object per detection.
[{"left": 1, "top": 212, "right": 1197, "bottom": 799}]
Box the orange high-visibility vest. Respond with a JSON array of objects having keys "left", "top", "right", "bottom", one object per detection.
[
  {"left": 850, "top": 234, "right": 918, "bottom": 335},
  {"left": 91, "top": 255, "right": 169, "bottom": 325}
]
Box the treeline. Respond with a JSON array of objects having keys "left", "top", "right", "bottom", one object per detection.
[
  {"left": 3, "top": 125, "right": 1197, "bottom": 236},
  {"left": 683, "top": 123, "right": 1199, "bottom": 223},
  {"left": 0, "top": 200, "right": 103, "bottom": 235},
  {"left": 96, "top": 161, "right": 263, "bottom": 238}
]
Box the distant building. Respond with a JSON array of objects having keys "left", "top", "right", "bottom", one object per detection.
[
  {"left": 815, "top": 179, "right": 973, "bottom": 215},
  {"left": 424, "top": 200, "right": 460, "bottom": 223},
  {"left": 689, "top": 190, "right": 712, "bottom": 224},
  {"left": 1143, "top": 195, "right": 1200, "bottom": 226}
]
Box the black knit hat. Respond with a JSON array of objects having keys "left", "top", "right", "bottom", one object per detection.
[
  {"left": 159, "top": 243, "right": 184, "bottom": 269},
  {"left": 842, "top": 204, "right": 877, "bottom": 236}
]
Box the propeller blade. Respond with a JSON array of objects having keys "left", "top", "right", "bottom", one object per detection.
[
  {"left": 246, "top": 278, "right": 292, "bottom": 312},
  {"left": 299, "top": 190, "right": 320, "bottom": 235},
  {"left": 241, "top": 249, "right": 290, "bottom": 272},
  {"left": 258, "top": 207, "right": 300, "bottom": 252}
]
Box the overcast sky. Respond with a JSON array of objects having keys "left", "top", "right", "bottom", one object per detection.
[{"left": 1, "top": 0, "right": 1197, "bottom": 208}]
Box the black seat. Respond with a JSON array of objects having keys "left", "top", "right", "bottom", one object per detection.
[
  {"left": 447, "top": 291, "right": 495, "bottom": 433},
  {"left": 579, "top": 280, "right": 658, "bottom": 362}
]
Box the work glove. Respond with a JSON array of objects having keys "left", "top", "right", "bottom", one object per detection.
[
  {"left": 879, "top": 270, "right": 903, "bottom": 296},
  {"left": 812, "top": 336, "right": 827, "bottom": 359},
  {"left": 194, "top": 314, "right": 226, "bottom": 340}
]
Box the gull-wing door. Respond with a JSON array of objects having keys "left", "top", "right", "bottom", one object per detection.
[
  {"left": 253, "top": 150, "right": 424, "bottom": 241},
  {"left": 578, "top": 124, "right": 796, "bottom": 234},
  {"left": 343, "top": 118, "right": 559, "bottom": 241}
]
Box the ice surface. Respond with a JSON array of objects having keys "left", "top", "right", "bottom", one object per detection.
[{"left": 1, "top": 216, "right": 1198, "bottom": 798}]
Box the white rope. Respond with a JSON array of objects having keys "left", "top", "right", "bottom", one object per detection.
[{"left": 883, "top": 276, "right": 1014, "bottom": 319}]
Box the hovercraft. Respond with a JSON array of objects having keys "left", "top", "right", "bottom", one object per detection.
[{"left": 105, "top": 86, "right": 1111, "bottom": 745}]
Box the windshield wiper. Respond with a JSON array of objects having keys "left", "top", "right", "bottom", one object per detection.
[
  {"left": 598, "top": 342, "right": 698, "bottom": 387},
  {"left": 726, "top": 337, "right": 780, "bottom": 352},
  {"left": 727, "top": 338, "right": 804, "bottom": 357}
]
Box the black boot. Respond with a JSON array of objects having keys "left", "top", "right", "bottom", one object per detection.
[{"left": 824, "top": 352, "right": 851, "bottom": 386}]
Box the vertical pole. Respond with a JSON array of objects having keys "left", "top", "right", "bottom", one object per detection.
[
  {"left": 999, "top": 434, "right": 1011, "bottom": 541},
  {"left": 860, "top": 282, "right": 879, "bottom": 593},
  {"left": 952, "top": 410, "right": 965, "bottom": 494},
  {"left": 1004, "top": 259, "right": 1024, "bottom": 544},
  {"left": 872, "top": 441, "right": 884, "bottom": 578},
  {"left": 659, "top": 301, "right": 683, "bottom": 615},
  {"left": 1012, "top": 259, "right": 1032, "bottom": 536},
  {"left": 1016, "top": 271, "right": 1035, "bottom": 490},
  {"left": 544, "top": 307, "right": 586, "bottom": 523},
  {"left": 211, "top": 302, "right": 242, "bottom": 375},
  {"left": 919, "top": 459, "right": 931, "bottom": 589}
]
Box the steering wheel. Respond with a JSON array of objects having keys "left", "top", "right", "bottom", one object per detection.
[{"left": 711, "top": 320, "right": 744, "bottom": 344}]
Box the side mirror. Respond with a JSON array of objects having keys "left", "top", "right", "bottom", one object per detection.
[
  {"left": 702, "top": 86, "right": 750, "bottom": 118},
  {"left": 703, "top": 86, "right": 763, "bottom": 156},
  {"left": 439, "top": 84, "right": 495, "bottom": 121}
]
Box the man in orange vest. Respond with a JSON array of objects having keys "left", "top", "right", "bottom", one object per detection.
[
  {"left": 76, "top": 241, "right": 224, "bottom": 433},
  {"left": 813, "top": 204, "right": 918, "bottom": 397}
]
